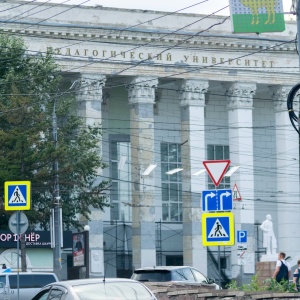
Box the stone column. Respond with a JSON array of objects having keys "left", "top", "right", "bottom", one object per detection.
[
  {"left": 75, "top": 73, "right": 106, "bottom": 277},
  {"left": 178, "top": 79, "right": 209, "bottom": 274},
  {"left": 126, "top": 76, "right": 158, "bottom": 269},
  {"left": 272, "top": 86, "right": 300, "bottom": 260},
  {"left": 225, "top": 82, "right": 256, "bottom": 282}
]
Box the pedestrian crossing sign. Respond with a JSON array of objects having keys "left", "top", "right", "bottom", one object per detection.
[
  {"left": 4, "top": 181, "right": 31, "bottom": 211},
  {"left": 202, "top": 212, "right": 235, "bottom": 246}
]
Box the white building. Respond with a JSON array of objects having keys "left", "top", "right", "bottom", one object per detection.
[{"left": 0, "top": 1, "right": 299, "bottom": 285}]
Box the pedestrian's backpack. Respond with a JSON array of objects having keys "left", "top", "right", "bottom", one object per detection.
[{"left": 276, "top": 260, "right": 288, "bottom": 282}]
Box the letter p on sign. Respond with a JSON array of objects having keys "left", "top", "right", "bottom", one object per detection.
[{"left": 237, "top": 230, "right": 247, "bottom": 243}]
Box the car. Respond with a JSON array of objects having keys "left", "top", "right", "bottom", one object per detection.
[
  {"left": 131, "top": 266, "right": 221, "bottom": 289},
  {"left": 0, "top": 272, "right": 58, "bottom": 300},
  {"left": 31, "top": 278, "right": 158, "bottom": 300}
]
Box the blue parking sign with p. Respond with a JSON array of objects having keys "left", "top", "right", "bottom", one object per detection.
[{"left": 237, "top": 230, "right": 247, "bottom": 243}]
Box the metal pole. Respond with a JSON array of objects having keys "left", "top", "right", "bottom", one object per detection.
[
  {"left": 84, "top": 225, "right": 90, "bottom": 278},
  {"left": 53, "top": 99, "right": 62, "bottom": 279},
  {"left": 17, "top": 211, "right": 20, "bottom": 300},
  {"left": 218, "top": 246, "right": 221, "bottom": 287},
  {"left": 297, "top": 0, "right": 300, "bottom": 70}
]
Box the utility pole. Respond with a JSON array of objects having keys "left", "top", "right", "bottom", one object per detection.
[
  {"left": 53, "top": 98, "right": 62, "bottom": 279},
  {"left": 297, "top": 0, "right": 300, "bottom": 70}
]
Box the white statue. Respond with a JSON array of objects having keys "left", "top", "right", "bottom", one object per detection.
[{"left": 260, "top": 214, "right": 277, "bottom": 255}]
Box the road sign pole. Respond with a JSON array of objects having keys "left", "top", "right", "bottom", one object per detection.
[
  {"left": 218, "top": 246, "right": 221, "bottom": 287},
  {"left": 17, "top": 211, "right": 20, "bottom": 300},
  {"left": 216, "top": 184, "right": 221, "bottom": 288}
]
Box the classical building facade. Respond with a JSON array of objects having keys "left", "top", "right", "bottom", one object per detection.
[{"left": 0, "top": 1, "right": 299, "bottom": 284}]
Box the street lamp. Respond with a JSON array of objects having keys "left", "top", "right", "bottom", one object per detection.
[{"left": 84, "top": 225, "right": 90, "bottom": 278}]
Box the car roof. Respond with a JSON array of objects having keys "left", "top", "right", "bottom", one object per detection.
[
  {"left": 48, "top": 278, "right": 141, "bottom": 287},
  {"left": 134, "top": 266, "right": 194, "bottom": 271},
  {"left": 4, "top": 272, "right": 57, "bottom": 275}
]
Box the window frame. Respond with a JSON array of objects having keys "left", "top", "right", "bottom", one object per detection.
[
  {"left": 160, "top": 143, "right": 182, "bottom": 222},
  {"left": 109, "top": 135, "right": 131, "bottom": 222},
  {"left": 207, "top": 144, "right": 230, "bottom": 190}
]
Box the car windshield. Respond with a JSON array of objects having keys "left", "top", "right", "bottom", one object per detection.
[
  {"left": 132, "top": 270, "right": 172, "bottom": 282},
  {"left": 73, "top": 281, "right": 154, "bottom": 300}
]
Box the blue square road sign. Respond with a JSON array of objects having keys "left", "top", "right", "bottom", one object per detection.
[
  {"left": 237, "top": 230, "right": 247, "bottom": 243},
  {"left": 202, "top": 212, "right": 235, "bottom": 246},
  {"left": 202, "top": 189, "right": 233, "bottom": 212},
  {"left": 4, "top": 181, "right": 31, "bottom": 211}
]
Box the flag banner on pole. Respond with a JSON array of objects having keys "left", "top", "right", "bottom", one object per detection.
[{"left": 229, "top": 0, "right": 285, "bottom": 33}]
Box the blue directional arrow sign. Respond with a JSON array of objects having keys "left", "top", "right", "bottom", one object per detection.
[
  {"left": 202, "top": 189, "right": 233, "bottom": 211},
  {"left": 202, "top": 212, "right": 235, "bottom": 246}
]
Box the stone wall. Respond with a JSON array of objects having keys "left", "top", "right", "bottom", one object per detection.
[
  {"left": 256, "top": 261, "right": 275, "bottom": 283},
  {"left": 144, "top": 282, "right": 300, "bottom": 300}
]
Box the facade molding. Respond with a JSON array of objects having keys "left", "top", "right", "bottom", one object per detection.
[
  {"left": 178, "top": 79, "right": 209, "bottom": 107},
  {"left": 75, "top": 74, "right": 106, "bottom": 102},
  {"left": 226, "top": 82, "right": 257, "bottom": 110},
  {"left": 272, "top": 85, "right": 300, "bottom": 112},
  {"left": 126, "top": 77, "right": 158, "bottom": 105},
  {"left": 0, "top": 26, "right": 295, "bottom": 52}
]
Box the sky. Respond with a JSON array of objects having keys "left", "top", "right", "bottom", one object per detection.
[{"left": 23, "top": 0, "right": 295, "bottom": 19}]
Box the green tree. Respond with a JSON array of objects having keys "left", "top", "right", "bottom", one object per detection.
[{"left": 0, "top": 34, "right": 109, "bottom": 229}]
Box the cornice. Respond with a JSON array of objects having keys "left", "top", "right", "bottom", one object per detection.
[{"left": 0, "top": 23, "right": 295, "bottom": 53}]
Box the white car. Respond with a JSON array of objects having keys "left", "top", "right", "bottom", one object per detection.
[
  {"left": 0, "top": 272, "right": 58, "bottom": 300},
  {"left": 131, "top": 266, "right": 221, "bottom": 289},
  {"left": 31, "top": 278, "right": 158, "bottom": 300}
]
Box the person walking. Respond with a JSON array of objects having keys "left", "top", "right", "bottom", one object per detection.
[
  {"left": 272, "top": 252, "right": 291, "bottom": 284},
  {"left": 293, "top": 259, "right": 300, "bottom": 291}
]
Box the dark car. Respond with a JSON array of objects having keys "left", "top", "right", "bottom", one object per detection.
[
  {"left": 131, "top": 266, "right": 220, "bottom": 289},
  {"left": 31, "top": 278, "right": 158, "bottom": 300}
]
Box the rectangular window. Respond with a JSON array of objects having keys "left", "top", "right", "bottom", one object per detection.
[
  {"left": 161, "top": 143, "right": 182, "bottom": 222},
  {"left": 110, "top": 140, "right": 131, "bottom": 221},
  {"left": 207, "top": 145, "right": 230, "bottom": 190},
  {"left": 9, "top": 275, "right": 33, "bottom": 289}
]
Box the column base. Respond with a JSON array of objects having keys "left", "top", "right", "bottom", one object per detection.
[
  {"left": 260, "top": 254, "right": 278, "bottom": 262},
  {"left": 256, "top": 261, "right": 276, "bottom": 284}
]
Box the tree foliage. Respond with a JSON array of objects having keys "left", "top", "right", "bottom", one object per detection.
[{"left": 0, "top": 34, "right": 109, "bottom": 229}]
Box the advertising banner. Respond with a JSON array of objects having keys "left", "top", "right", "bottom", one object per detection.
[
  {"left": 0, "top": 230, "right": 72, "bottom": 248},
  {"left": 72, "top": 232, "right": 85, "bottom": 267}
]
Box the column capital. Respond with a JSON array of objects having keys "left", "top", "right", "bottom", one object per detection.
[
  {"left": 177, "top": 79, "right": 209, "bottom": 107},
  {"left": 225, "top": 82, "right": 256, "bottom": 110},
  {"left": 272, "top": 85, "right": 299, "bottom": 112},
  {"left": 126, "top": 77, "right": 158, "bottom": 105},
  {"left": 75, "top": 74, "right": 106, "bottom": 101}
]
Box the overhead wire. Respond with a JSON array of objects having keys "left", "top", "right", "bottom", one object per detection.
[
  {"left": 0, "top": 0, "right": 221, "bottom": 57},
  {"left": 0, "top": 2, "right": 296, "bottom": 98},
  {"left": 0, "top": 0, "right": 39, "bottom": 13},
  {"left": 0, "top": 79, "right": 296, "bottom": 182},
  {"left": 0, "top": 2, "right": 295, "bottom": 96},
  {"left": 1, "top": 0, "right": 54, "bottom": 24},
  {"left": 0, "top": 0, "right": 86, "bottom": 26},
  {"left": 287, "top": 83, "right": 300, "bottom": 134},
  {"left": 0, "top": 75, "right": 296, "bottom": 183},
  {"left": 0, "top": 1, "right": 298, "bottom": 211}
]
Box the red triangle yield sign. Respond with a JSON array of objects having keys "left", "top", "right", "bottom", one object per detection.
[{"left": 202, "top": 160, "right": 230, "bottom": 187}]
